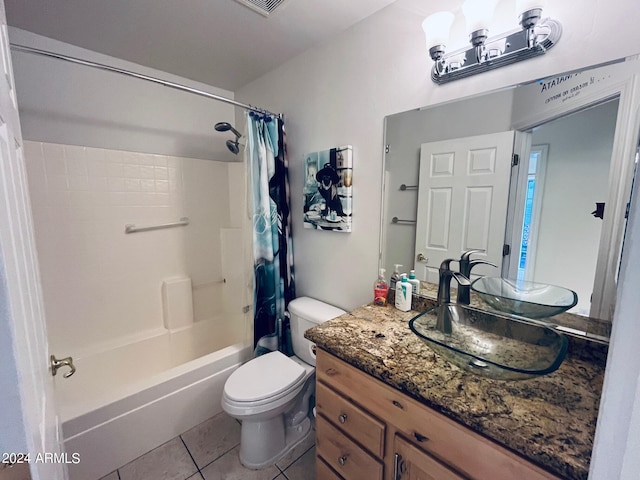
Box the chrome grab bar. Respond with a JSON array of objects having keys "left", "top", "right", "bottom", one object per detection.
[
  {"left": 125, "top": 217, "right": 189, "bottom": 234},
  {"left": 50, "top": 355, "right": 76, "bottom": 378}
]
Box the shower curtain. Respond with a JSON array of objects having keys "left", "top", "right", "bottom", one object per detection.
[{"left": 246, "top": 112, "right": 295, "bottom": 350}]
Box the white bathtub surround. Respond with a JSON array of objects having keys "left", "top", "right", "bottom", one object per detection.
[
  {"left": 24, "top": 141, "right": 251, "bottom": 357},
  {"left": 23, "top": 141, "right": 254, "bottom": 480}
]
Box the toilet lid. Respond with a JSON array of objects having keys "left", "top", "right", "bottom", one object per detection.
[{"left": 225, "top": 351, "right": 306, "bottom": 402}]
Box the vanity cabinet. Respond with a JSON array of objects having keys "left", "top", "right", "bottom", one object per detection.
[{"left": 315, "top": 349, "right": 562, "bottom": 480}]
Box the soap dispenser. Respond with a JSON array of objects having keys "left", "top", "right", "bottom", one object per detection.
[
  {"left": 395, "top": 274, "right": 412, "bottom": 312},
  {"left": 407, "top": 270, "right": 421, "bottom": 295},
  {"left": 390, "top": 264, "right": 403, "bottom": 289},
  {"left": 373, "top": 268, "right": 389, "bottom": 306}
]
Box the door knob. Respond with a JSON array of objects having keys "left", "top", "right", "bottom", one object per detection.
[
  {"left": 417, "top": 253, "right": 427, "bottom": 262},
  {"left": 50, "top": 355, "right": 76, "bottom": 378}
]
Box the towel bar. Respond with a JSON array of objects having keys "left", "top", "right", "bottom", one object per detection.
[{"left": 125, "top": 217, "right": 189, "bottom": 234}]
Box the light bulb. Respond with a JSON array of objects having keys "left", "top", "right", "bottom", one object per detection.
[
  {"left": 421, "top": 11, "right": 455, "bottom": 49},
  {"left": 516, "top": 0, "right": 546, "bottom": 15},
  {"left": 462, "top": 0, "right": 499, "bottom": 34}
]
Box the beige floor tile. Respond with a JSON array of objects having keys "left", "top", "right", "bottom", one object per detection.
[
  {"left": 274, "top": 429, "right": 315, "bottom": 470},
  {"left": 181, "top": 412, "right": 241, "bottom": 468},
  {"left": 282, "top": 446, "right": 316, "bottom": 480},
  {"left": 118, "top": 437, "right": 198, "bottom": 480},
  {"left": 98, "top": 472, "right": 119, "bottom": 480},
  {"left": 200, "top": 446, "right": 281, "bottom": 480}
]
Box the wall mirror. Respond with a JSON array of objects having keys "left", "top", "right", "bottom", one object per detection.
[{"left": 380, "top": 57, "right": 640, "bottom": 322}]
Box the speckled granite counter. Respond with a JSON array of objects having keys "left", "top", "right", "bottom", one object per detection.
[{"left": 305, "top": 303, "right": 607, "bottom": 480}]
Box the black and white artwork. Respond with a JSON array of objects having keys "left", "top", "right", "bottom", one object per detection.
[{"left": 303, "top": 145, "right": 352, "bottom": 232}]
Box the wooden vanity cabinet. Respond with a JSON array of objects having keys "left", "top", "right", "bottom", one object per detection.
[{"left": 315, "top": 349, "right": 562, "bottom": 480}]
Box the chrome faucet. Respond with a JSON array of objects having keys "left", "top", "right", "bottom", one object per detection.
[
  {"left": 436, "top": 259, "right": 471, "bottom": 333},
  {"left": 457, "top": 249, "right": 497, "bottom": 305}
]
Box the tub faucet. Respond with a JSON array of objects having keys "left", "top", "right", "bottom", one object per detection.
[
  {"left": 436, "top": 259, "right": 471, "bottom": 334},
  {"left": 457, "top": 249, "right": 497, "bottom": 305}
]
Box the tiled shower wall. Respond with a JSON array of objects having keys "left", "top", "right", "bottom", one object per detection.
[{"left": 24, "top": 141, "right": 248, "bottom": 359}]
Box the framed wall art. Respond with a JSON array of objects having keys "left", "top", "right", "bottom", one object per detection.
[{"left": 303, "top": 145, "right": 352, "bottom": 232}]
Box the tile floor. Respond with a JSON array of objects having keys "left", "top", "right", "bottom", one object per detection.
[{"left": 97, "top": 412, "right": 316, "bottom": 480}]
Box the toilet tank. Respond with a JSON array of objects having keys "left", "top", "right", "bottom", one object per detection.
[{"left": 288, "top": 297, "right": 345, "bottom": 366}]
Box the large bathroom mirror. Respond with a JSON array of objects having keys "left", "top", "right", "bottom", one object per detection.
[{"left": 380, "top": 57, "right": 640, "bottom": 322}]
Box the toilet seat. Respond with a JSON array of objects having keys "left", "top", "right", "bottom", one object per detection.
[{"left": 224, "top": 351, "right": 306, "bottom": 404}]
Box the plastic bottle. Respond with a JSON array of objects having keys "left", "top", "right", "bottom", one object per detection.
[
  {"left": 395, "top": 274, "right": 412, "bottom": 312},
  {"left": 407, "top": 270, "right": 421, "bottom": 295},
  {"left": 373, "top": 268, "right": 389, "bottom": 306},
  {"left": 390, "top": 264, "right": 403, "bottom": 290}
]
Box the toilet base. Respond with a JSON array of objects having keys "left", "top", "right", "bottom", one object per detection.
[{"left": 239, "top": 416, "right": 312, "bottom": 469}]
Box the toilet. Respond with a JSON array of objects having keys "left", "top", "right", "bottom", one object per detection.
[{"left": 221, "top": 296, "right": 345, "bottom": 469}]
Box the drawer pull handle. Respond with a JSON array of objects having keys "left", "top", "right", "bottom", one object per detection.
[
  {"left": 413, "top": 432, "right": 429, "bottom": 443},
  {"left": 392, "top": 399, "right": 404, "bottom": 409},
  {"left": 338, "top": 413, "right": 348, "bottom": 424},
  {"left": 325, "top": 368, "right": 338, "bottom": 376},
  {"left": 338, "top": 455, "right": 348, "bottom": 466}
]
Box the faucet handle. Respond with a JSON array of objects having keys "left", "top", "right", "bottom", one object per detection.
[
  {"left": 439, "top": 258, "right": 458, "bottom": 271},
  {"left": 460, "top": 249, "right": 485, "bottom": 261}
]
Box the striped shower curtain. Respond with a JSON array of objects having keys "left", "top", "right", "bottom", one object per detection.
[{"left": 246, "top": 112, "right": 295, "bottom": 349}]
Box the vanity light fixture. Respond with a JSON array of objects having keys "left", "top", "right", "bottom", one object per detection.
[{"left": 423, "top": 0, "right": 562, "bottom": 84}]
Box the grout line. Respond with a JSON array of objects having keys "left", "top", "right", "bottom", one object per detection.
[
  {"left": 278, "top": 443, "right": 315, "bottom": 472},
  {"left": 198, "top": 443, "right": 240, "bottom": 471},
  {"left": 179, "top": 435, "right": 203, "bottom": 476}
]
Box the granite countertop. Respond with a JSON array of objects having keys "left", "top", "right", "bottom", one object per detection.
[{"left": 305, "top": 303, "right": 607, "bottom": 480}]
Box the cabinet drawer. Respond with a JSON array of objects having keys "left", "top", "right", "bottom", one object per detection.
[
  {"left": 317, "top": 415, "right": 383, "bottom": 480},
  {"left": 317, "top": 350, "right": 560, "bottom": 480},
  {"left": 317, "top": 455, "right": 344, "bottom": 480},
  {"left": 317, "top": 381, "right": 385, "bottom": 458}
]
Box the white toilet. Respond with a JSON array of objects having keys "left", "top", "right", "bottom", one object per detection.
[{"left": 221, "top": 296, "right": 345, "bottom": 469}]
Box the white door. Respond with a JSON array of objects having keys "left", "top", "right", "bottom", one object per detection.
[
  {"left": 0, "top": 1, "right": 66, "bottom": 478},
  {"left": 414, "top": 131, "right": 515, "bottom": 283}
]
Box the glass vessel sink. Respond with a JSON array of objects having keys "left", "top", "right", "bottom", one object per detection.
[
  {"left": 470, "top": 277, "right": 578, "bottom": 319},
  {"left": 409, "top": 304, "right": 568, "bottom": 380}
]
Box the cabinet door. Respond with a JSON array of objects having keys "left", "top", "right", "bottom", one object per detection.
[{"left": 394, "top": 435, "right": 464, "bottom": 480}]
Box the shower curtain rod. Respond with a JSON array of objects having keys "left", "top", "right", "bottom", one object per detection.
[{"left": 9, "top": 43, "right": 281, "bottom": 118}]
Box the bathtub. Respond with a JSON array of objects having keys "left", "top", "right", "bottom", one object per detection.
[{"left": 57, "top": 316, "right": 252, "bottom": 480}]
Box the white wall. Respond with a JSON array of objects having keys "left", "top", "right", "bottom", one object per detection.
[
  {"left": 236, "top": 0, "right": 640, "bottom": 313},
  {"left": 24, "top": 141, "right": 245, "bottom": 359},
  {"left": 531, "top": 100, "right": 618, "bottom": 315},
  {"left": 9, "top": 28, "right": 240, "bottom": 162}
]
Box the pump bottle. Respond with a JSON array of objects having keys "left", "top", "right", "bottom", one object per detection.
[{"left": 373, "top": 268, "right": 389, "bottom": 306}]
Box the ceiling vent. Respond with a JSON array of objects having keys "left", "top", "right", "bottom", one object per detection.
[{"left": 232, "top": 0, "right": 292, "bottom": 17}]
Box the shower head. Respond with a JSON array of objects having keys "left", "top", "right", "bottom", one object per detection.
[
  {"left": 214, "top": 121, "right": 242, "bottom": 138},
  {"left": 226, "top": 139, "right": 240, "bottom": 155}
]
